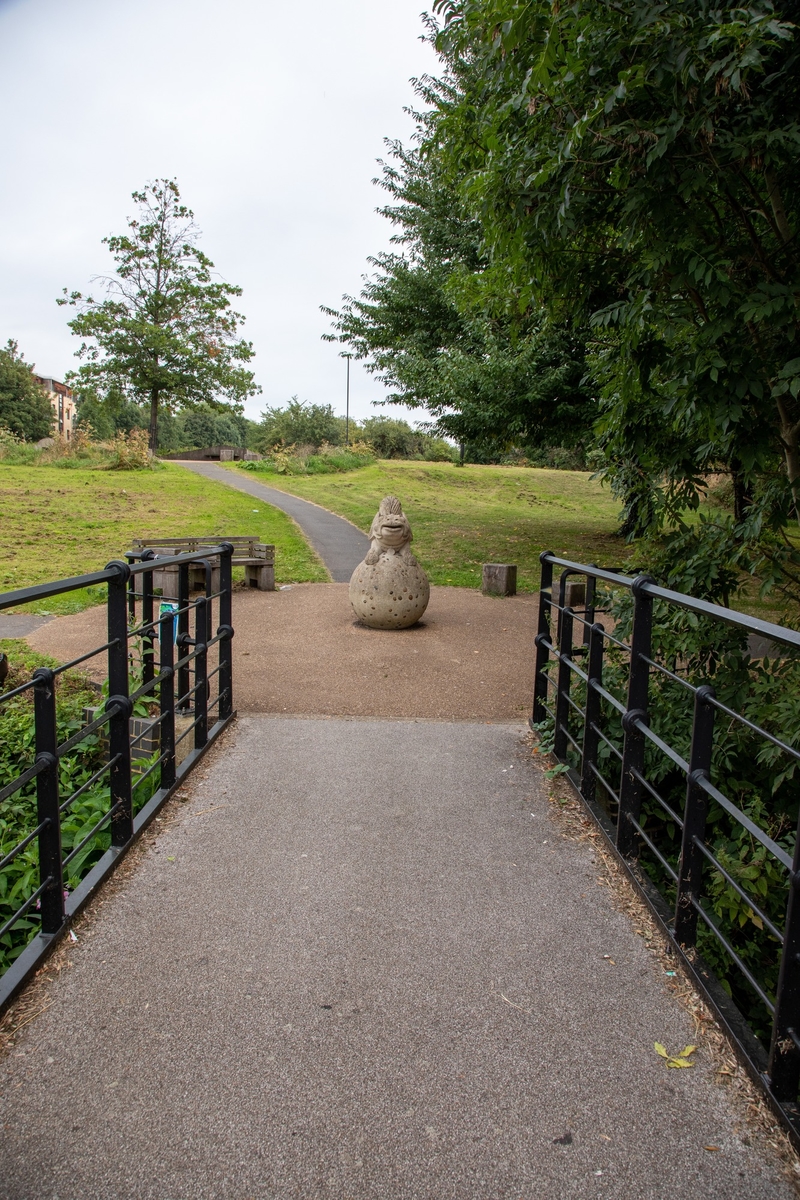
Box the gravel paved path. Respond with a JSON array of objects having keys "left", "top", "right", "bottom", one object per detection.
[
  {"left": 1, "top": 716, "right": 790, "bottom": 1200},
  {"left": 26, "top": 584, "right": 538, "bottom": 720},
  {"left": 0, "top": 613, "right": 51, "bottom": 639},
  {"left": 175, "top": 460, "right": 370, "bottom": 581}
]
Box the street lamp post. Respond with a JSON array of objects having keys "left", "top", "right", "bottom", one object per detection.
[{"left": 344, "top": 353, "right": 352, "bottom": 447}]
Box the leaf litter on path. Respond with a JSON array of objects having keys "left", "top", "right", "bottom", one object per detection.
[{"left": 655, "top": 1042, "right": 697, "bottom": 1068}]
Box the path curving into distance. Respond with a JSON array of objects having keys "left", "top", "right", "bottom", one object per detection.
[{"left": 175, "top": 460, "right": 370, "bottom": 582}]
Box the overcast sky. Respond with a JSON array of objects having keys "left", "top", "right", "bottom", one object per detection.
[{"left": 0, "top": 0, "right": 438, "bottom": 423}]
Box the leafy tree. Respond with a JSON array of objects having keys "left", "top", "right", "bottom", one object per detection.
[
  {"left": 323, "top": 91, "right": 596, "bottom": 459},
  {"left": 255, "top": 398, "right": 343, "bottom": 451},
  {"left": 429, "top": 0, "right": 800, "bottom": 533},
  {"left": 182, "top": 410, "right": 218, "bottom": 449},
  {"left": 0, "top": 341, "right": 53, "bottom": 441},
  {"left": 59, "top": 179, "right": 259, "bottom": 452},
  {"left": 361, "top": 415, "right": 426, "bottom": 457},
  {"left": 74, "top": 392, "right": 116, "bottom": 441}
]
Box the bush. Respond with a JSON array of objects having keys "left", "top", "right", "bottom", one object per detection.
[
  {"left": 107, "top": 428, "right": 152, "bottom": 470},
  {"left": 240, "top": 439, "right": 375, "bottom": 476},
  {"left": 422, "top": 437, "right": 457, "bottom": 462},
  {"left": 253, "top": 398, "right": 343, "bottom": 453},
  {"left": 0, "top": 425, "right": 38, "bottom": 465}
]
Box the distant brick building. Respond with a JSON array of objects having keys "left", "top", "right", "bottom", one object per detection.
[{"left": 34, "top": 375, "right": 76, "bottom": 440}]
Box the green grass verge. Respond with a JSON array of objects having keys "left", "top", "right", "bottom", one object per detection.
[
  {"left": 232, "top": 460, "right": 630, "bottom": 591},
  {"left": 0, "top": 463, "right": 327, "bottom": 611}
]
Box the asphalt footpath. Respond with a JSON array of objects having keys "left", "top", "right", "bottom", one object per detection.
[
  {"left": 0, "top": 717, "right": 791, "bottom": 1200},
  {"left": 175, "top": 460, "right": 370, "bottom": 581}
]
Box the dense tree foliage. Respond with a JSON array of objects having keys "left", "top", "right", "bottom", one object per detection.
[
  {"left": 428, "top": 0, "right": 799, "bottom": 540},
  {"left": 75, "top": 391, "right": 254, "bottom": 453},
  {"left": 0, "top": 341, "right": 53, "bottom": 441},
  {"left": 253, "top": 398, "right": 344, "bottom": 452},
  {"left": 323, "top": 108, "right": 596, "bottom": 460},
  {"left": 60, "top": 179, "right": 259, "bottom": 451}
]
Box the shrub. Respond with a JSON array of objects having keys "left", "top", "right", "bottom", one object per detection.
[
  {"left": 240, "top": 440, "right": 374, "bottom": 476},
  {"left": 107, "top": 428, "right": 152, "bottom": 470},
  {"left": 0, "top": 425, "right": 39, "bottom": 465}
]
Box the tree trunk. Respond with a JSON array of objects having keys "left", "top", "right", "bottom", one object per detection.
[
  {"left": 783, "top": 433, "right": 800, "bottom": 526},
  {"left": 765, "top": 168, "right": 794, "bottom": 245},
  {"left": 777, "top": 398, "right": 800, "bottom": 525},
  {"left": 149, "top": 388, "right": 159, "bottom": 454}
]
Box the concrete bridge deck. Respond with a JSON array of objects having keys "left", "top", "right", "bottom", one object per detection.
[
  {"left": 0, "top": 716, "right": 791, "bottom": 1198},
  {"left": 1, "top": 473, "right": 794, "bottom": 1196}
]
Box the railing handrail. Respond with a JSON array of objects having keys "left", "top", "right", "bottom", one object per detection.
[
  {"left": 541, "top": 552, "right": 800, "bottom": 650},
  {"left": 0, "top": 544, "right": 235, "bottom": 612}
]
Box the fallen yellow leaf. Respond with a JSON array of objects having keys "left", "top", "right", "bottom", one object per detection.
[
  {"left": 667, "top": 1057, "right": 694, "bottom": 1068},
  {"left": 680, "top": 1045, "right": 698, "bottom": 1057},
  {"left": 654, "top": 1043, "right": 668, "bottom": 1058}
]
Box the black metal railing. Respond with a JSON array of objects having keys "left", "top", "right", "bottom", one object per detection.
[
  {"left": 534, "top": 551, "right": 800, "bottom": 1143},
  {"left": 0, "top": 544, "right": 235, "bottom": 1009}
]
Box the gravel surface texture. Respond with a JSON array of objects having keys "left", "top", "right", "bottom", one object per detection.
[
  {"left": 26, "top": 583, "right": 538, "bottom": 720},
  {"left": 1, "top": 716, "right": 789, "bottom": 1200},
  {"left": 175, "top": 460, "right": 370, "bottom": 581}
]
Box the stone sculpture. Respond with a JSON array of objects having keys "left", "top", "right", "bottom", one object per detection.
[{"left": 349, "top": 495, "right": 430, "bottom": 629}]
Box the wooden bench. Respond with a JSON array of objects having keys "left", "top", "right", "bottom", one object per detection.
[{"left": 130, "top": 536, "right": 275, "bottom": 593}]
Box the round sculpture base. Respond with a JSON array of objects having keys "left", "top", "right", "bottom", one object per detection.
[{"left": 349, "top": 553, "right": 430, "bottom": 630}]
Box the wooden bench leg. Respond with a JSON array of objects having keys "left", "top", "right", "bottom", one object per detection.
[{"left": 245, "top": 564, "right": 275, "bottom": 591}]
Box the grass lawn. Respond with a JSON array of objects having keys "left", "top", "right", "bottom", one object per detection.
[
  {"left": 233, "top": 460, "right": 631, "bottom": 592},
  {"left": 0, "top": 463, "right": 327, "bottom": 612}
]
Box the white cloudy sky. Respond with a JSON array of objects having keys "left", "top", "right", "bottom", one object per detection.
[{"left": 0, "top": 0, "right": 438, "bottom": 423}]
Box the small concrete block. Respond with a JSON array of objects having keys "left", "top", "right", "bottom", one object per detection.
[
  {"left": 482, "top": 564, "right": 517, "bottom": 596},
  {"left": 188, "top": 562, "right": 221, "bottom": 593},
  {"left": 564, "top": 580, "right": 586, "bottom": 608},
  {"left": 152, "top": 565, "right": 178, "bottom": 599},
  {"left": 245, "top": 563, "right": 275, "bottom": 591}
]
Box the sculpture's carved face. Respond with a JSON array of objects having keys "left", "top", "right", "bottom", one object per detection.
[
  {"left": 369, "top": 495, "right": 412, "bottom": 553},
  {"left": 376, "top": 511, "right": 410, "bottom": 549}
]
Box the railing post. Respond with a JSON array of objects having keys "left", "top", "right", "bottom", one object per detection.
[
  {"left": 553, "top": 605, "right": 574, "bottom": 760},
  {"left": 769, "top": 817, "right": 800, "bottom": 1100},
  {"left": 617, "top": 574, "right": 655, "bottom": 857},
  {"left": 140, "top": 550, "right": 156, "bottom": 689},
  {"left": 194, "top": 596, "right": 208, "bottom": 750},
  {"left": 583, "top": 568, "right": 597, "bottom": 648},
  {"left": 105, "top": 561, "right": 133, "bottom": 847},
  {"left": 126, "top": 556, "right": 137, "bottom": 623},
  {"left": 32, "top": 668, "right": 65, "bottom": 935},
  {"left": 580, "top": 623, "right": 606, "bottom": 803},
  {"left": 217, "top": 542, "right": 234, "bottom": 721},
  {"left": 674, "top": 685, "right": 716, "bottom": 946},
  {"left": 204, "top": 558, "right": 214, "bottom": 643},
  {"left": 159, "top": 609, "right": 176, "bottom": 790},
  {"left": 533, "top": 551, "right": 554, "bottom": 725},
  {"left": 177, "top": 561, "right": 191, "bottom": 714}
]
